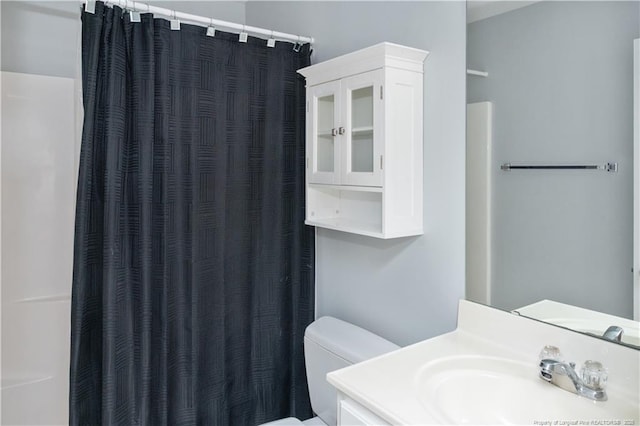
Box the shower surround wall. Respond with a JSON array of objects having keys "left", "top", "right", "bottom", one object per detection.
[{"left": 1, "top": 71, "right": 78, "bottom": 424}]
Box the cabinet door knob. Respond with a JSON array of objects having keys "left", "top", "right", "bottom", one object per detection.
[
  {"left": 331, "top": 128, "right": 338, "bottom": 136},
  {"left": 338, "top": 127, "right": 345, "bottom": 135}
]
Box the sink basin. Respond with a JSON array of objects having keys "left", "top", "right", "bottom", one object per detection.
[{"left": 415, "top": 355, "right": 639, "bottom": 425}]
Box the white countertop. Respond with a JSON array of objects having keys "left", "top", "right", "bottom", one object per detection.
[{"left": 327, "top": 300, "right": 640, "bottom": 425}]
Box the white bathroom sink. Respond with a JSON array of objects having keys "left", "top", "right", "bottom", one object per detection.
[
  {"left": 327, "top": 302, "right": 640, "bottom": 426},
  {"left": 415, "top": 355, "right": 638, "bottom": 425}
]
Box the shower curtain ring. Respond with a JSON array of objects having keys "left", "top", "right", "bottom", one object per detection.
[
  {"left": 170, "top": 9, "right": 180, "bottom": 30},
  {"left": 267, "top": 30, "right": 276, "bottom": 48},
  {"left": 239, "top": 25, "right": 248, "bottom": 43},
  {"left": 129, "top": 1, "right": 141, "bottom": 22},
  {"left": 206, "top": 18, "right": 216, "bottom": 37}
]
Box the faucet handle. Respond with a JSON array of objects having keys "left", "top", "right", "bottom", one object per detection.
[
  {"left": 539, "top": 345, "right": 563, "bottom": 362},
  {"left": 581, "top": 360, "right": 608, "bottom": 390}
]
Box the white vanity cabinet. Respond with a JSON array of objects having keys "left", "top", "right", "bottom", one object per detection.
[
  {"left": 298, "top": 43, "right": 428, "bottom": 238},
  {"left": 337, "top": 394, "right": 389, "bottom": 426}
]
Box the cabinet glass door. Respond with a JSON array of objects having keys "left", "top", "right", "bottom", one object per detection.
[
  {"left": 350, "top": 86, "right": 374, "bottom": 173},
  {"left": 308, "top": 81, "right": 341, "bottom": 184},
  {"left": 342, "top": 70, "right": 383, "bottom": 187},
  {"left": 317, "top": 94, "right": 335, "bottom": 173}
]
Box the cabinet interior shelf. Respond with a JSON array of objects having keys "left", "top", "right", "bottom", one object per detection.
[
  {"left": 352, "top": 126, "right": 374, "bottom": 134},
  {"left": 317, "top": 127, "right": 374, "bottom": 137},
  {"left": 308, "top": 183, "right": 382, "bottom": 192},
  {"left": 305, "top": 217, "right": 383, "bottom": 238}
]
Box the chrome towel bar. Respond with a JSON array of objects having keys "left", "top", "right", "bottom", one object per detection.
[{"left": 500, "top": 162, "right": 618, "bottom": 172}]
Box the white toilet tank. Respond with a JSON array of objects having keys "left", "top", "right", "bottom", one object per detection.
[{"left": 304, "top": 317, "right": 399, "bottom": 426}]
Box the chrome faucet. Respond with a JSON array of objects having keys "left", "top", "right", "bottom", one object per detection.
[
  {"left": 539, "top": 358, "right": 608, "bottom": 401},
  {"left": 602, "top": 325, "right": 623, "bottom": 342}
]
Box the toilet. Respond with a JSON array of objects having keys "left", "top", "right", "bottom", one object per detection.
[{"left": 261, "top": 316, "right": 400, "bottom": 426}]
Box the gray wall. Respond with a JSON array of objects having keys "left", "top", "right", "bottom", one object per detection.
[
  {"left": 2, "top": 0, "right": 467, "bottom": 347},
  {"left": 468, "top": 1, "right": 640, "bottom": 317},
  {"left": 0, "top": 1, "right": 246, "bottom": 78},
  {"left": 1, "top": 2, "right": 81, "bottom": 78},
  {"left": 247, "top": 1, "right": 467, "bottom": 346}
]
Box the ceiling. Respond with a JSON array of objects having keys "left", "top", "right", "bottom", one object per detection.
[{"left": 467, "top": 1, "right": 540, "bottom": 23}]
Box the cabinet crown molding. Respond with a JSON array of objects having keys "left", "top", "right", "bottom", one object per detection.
[{"left": 298, "top": 42, "right": 429, "bottom": 86}]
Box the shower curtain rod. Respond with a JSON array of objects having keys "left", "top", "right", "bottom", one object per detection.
[{"left": 83, "top": 0, "right": 314, "bottom": 45}]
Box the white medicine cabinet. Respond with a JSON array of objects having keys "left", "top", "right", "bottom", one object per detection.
[{"left": 298, "top": 42, "right": 428, "bottom": 238}]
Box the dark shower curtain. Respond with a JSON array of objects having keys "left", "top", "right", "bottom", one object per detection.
[{"left": 70, "top": 3, "right": 314, "bottom": 425}]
